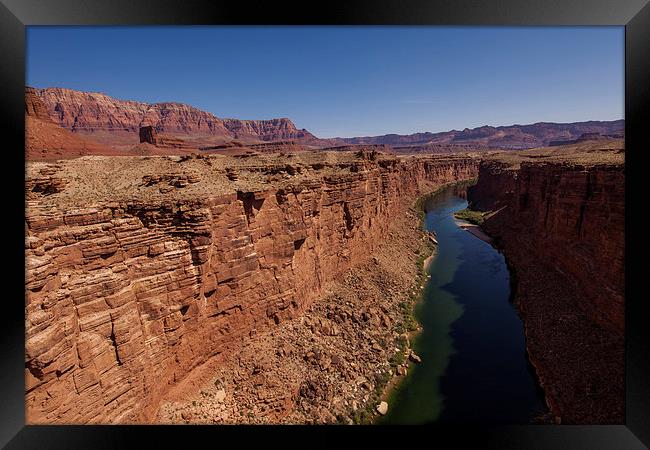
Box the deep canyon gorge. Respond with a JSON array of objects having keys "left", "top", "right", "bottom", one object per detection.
[
  {"left": 25, "top": 150, "right": 478, "bottom": 423},
  {"left": 24, "top": 87, "right": 625, "bottom": 425}
]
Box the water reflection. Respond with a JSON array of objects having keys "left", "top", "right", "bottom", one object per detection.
[{"left": 380, "top": 187, "right": 545, "bottom": 425}]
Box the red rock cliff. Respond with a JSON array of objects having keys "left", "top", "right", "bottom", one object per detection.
[
  {"left": 25, "top": 152, "right": 478, "bottom": 423},
  {"left": 25, "top": 88, "right": 112, "bottom": 159},
  {"left": 25, "top": 87, "right": 52, "bottom": 120},
  {"left": 222, "top": 118, "right": 315, "bottom": 142},
  {"left": 32, "top": 87, "right": 318, "bottom": 143},
  {"left": 467, "top": 141, "right": 625, "bottom": 423}
]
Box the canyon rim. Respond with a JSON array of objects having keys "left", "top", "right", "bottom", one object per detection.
[{"left": 25, "top": 26, "right": 625, "bottom": 426}]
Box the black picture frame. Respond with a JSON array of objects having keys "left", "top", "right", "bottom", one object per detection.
[{"left": 2, "top": 0, "right": 648, "bottom": 448}]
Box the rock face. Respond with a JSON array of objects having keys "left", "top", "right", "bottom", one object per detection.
[
  {"left": 25, "top": 87, "right": 52, "bottom": 120},
  {"left": 222, "top": 118, "right": 315, "bottom": 142},
  {"left": 32, "top": 87, "right": 318, "bottom": 144},
  {"left": 467, "top": 141, "right": 624, "bottom": 423},
  {"left": 469, "top": 155, "right": 624, "bottom": 333},
  {"left": 25, "top": 152, "right": 478, "bottom": 424},
  {"left": 137, "top": 126, "right": 192, "bottom": 150},
  {"left": 25, "top": 88, "right": 112, "bottom": 159}
]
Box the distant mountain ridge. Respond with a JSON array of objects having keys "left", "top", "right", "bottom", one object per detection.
[
  {"left": 28, "top": 86, "right": 624, "bottom": 149},
  {"left": 333, "top": 120, "right": 624, "bottom": 149}
]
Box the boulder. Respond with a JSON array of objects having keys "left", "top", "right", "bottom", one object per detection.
[
  {"left": 214, "top": 389, "right": 226, "bottom": 403},
  {"left": 409, "top": 351, "right": 422, "bottom": 364}
]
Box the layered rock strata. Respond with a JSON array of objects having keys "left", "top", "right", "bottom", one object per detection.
[
  {"left": 25, "top": 88, "right": 113, "bottom": 160},
  {"left": 25, "top": 152, "right": 478, "bottom": 423},
  {"left": 32, "top": 87, "right": 318, "bottom": 144},
  {"left": 138, "top": 126, "right": 194, "bottom": 150},
  {"left": 467, "top": 140, "right": 625, "bottom": 423},
  {"left": 156, "top": 202, "right": 436, "bottom": 424},
  {"left": 335, "top": 120, "right": 625, "bottom": 149}
]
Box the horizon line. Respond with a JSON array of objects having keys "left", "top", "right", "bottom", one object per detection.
[{"left": 26, "top": 84, "right": 624, "bottom": 140}]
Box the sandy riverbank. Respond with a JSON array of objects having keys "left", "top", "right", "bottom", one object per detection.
[
  {"left": 423, "top": 254, "right": 434, "bottom": 272},
  {"left": 456, "top": 221, "right": 493, "bottom": 243}
]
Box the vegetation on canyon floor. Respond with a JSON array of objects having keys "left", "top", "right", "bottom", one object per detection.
[
  {"left": 453, "top": 208, "right": 486, "bottom": 226},
  {"left": 414, "top": 178, "right": 477, "bottom": 222},
  {"left": 357, "top": 223, "right": 432, "bottom": 425},
  {"left": 349, "top": 237, "right": 432, "bottom": 425}
]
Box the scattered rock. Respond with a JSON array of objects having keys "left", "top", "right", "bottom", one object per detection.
[
  {"left": 409, "top": 351, "right": 422, "bottom": 364},
  {"left": 215, "top": 389, "right": 226, "bottom": 403}
]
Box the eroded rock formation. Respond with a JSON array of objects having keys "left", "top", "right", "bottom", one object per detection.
[
  {"left": 222, "top": 118, "right": 315, "bottom": 142},
  {"left": 25, "top": 152, "right": 478, "bottom": 423},
  {"left": 25, "top": 87, "right": 52, "bottom": 120},
  {"left": 467, "top": 140, "right": 625, "bottom": 423},
  {"left": 32, "top": 87, "right": 319, "bottom": 144},
  {"left": 139, "top": 126, "right": 157, "bottom": 145}
]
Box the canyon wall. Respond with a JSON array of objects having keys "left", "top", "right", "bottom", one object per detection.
[
  {"left": 467, "top": 145, "right": 624, "bottom": 423},
  {"left": 469, "top": 159, "right": 624, "bottom": 333},
  {"left": 25, "top": 153, "right": 478, "bottom": 424},
  {"left": 221, "top": 118, "right": 314, "bottom": 142}
]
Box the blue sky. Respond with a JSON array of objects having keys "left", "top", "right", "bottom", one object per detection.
[{"left": 26, "top": 26, "right": 624, "bottom": 138}]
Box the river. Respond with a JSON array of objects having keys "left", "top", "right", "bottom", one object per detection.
[{"left": 379, "top": 185, "right": 546, "bottom": 424}]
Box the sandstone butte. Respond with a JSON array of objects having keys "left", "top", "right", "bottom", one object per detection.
[{"left": 25, "top": 150, "right": 479, "bottom": 423}]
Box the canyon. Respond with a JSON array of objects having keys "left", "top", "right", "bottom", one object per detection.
[
  {"left": 467, "top": 140, "right": 625, "bottom": 423},
  {"left": 24, "top": 86, "right": 626, "bottom": 425},
  {"left": 25, "top": 151, "right": 478, "bottom": 423}
]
